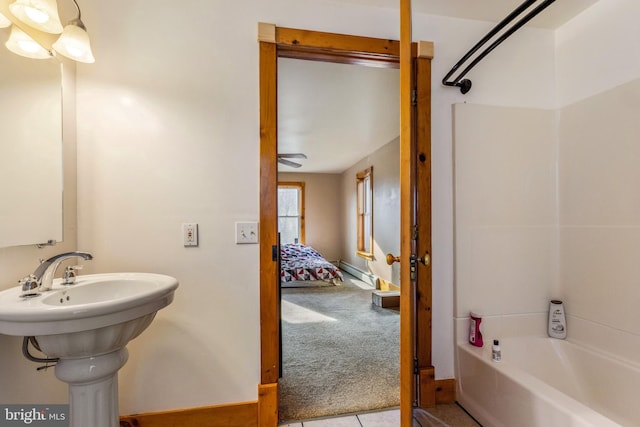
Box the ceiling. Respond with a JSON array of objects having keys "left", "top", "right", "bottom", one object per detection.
[
  {"left": 278, "top": 58, "right": 399, "bottom": 174},
  {"left": 332, "top": 0, "right": 599, "bottom": 29},
  {"left": 277, "top": 0, "right": 600, "bottom": 174}
]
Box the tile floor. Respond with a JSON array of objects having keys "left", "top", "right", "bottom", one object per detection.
[{"left": 279, "top": 404, "right": 481, "bottom": 427}]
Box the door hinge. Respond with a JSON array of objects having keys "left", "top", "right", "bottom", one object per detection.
[
  {"left": 413, "top": 357, "right": 419, "bottom": 375},
  {"left": 411, "top": 88, "right": 417, "bottom": 106},
  {"left": 272, "top": 245, "right": 278, "bottom": 261}
]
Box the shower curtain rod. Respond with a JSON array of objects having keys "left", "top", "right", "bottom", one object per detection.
[{"left": 442, "top": 0, "right": 556, "bottom": 94}]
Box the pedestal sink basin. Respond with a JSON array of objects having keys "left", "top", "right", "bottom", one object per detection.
[{"left": 0, "top": 272, "right": 179, "bottom": 427}]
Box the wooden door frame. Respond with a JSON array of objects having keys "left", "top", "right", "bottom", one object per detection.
[{"left": 258, "top": 22, "right": 433, "bottom": 427}]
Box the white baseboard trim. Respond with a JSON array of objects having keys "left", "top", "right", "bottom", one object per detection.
[{"left": 337, "top": 260, "right": 377, "bottom": 288}]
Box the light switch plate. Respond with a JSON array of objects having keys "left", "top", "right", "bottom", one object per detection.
[{"left": 236, "top": 222, "right": 259, "bottom": 244}]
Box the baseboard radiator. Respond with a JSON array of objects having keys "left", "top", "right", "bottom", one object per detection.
[{"left": 337, "top": 260, "right": 377, "bottom": 288}]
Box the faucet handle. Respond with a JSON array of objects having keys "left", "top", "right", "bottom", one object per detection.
[
  {"left": 19, "top": 275, "right": 40, "bottom": 297},
  {"left": 62, "top": 265, "right": 83, "bottom": 285}
]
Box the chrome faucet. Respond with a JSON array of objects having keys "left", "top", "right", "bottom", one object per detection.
[{"left": 25, "top": 252, "right": 93, "bottom": 293}]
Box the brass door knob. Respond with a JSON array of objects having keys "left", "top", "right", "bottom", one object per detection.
[
  {"left": 386, "top": 253, "right": 401, "bottom": 265},
  {"left": 387, "top": 252, "right": 430, "bottom": 266}
]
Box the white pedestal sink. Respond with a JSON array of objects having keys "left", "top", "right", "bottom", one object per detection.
[{"left": 0, "top": 272, "right": 179, "bottom": 427}]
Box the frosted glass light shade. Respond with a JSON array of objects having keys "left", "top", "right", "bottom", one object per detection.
[
  {"left": 0, "top": 12, "right": 11, "bottom": 28},
  {"left": 52, "top": 22, "right": 94, "bottom": 63},
  {"left": 5, "top": 25, "right": 51, "bottom": 59},
  {"left": 9, "top": 0, "right": 63, "bottom": 34}
]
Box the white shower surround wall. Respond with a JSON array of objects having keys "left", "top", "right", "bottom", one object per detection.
[
  {"left": 453, "top": 103, "right": 558, "bottom": 321},
  {"left": 453, "top": 96, "right": 640, "bottom": 426}
]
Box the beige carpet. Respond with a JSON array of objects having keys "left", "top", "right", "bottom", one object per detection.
[{"left": 279, "top": 273, "right": 400, "bottom": 422}]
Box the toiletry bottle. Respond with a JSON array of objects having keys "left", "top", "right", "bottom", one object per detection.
[
  {"left": 492, "top": 339, "right": 501, "bottom": 362},
  {"left": 548, "top": 300, "right": 567, "bottom": 339},
  {"left": 469, "top": 312, "right": 483, "bottom": 347}
]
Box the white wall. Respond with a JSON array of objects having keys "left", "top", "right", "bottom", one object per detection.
[
  {"left": 0, "top": 0, "right": 558, "bottom": 413},
  {"left": 341, "top": 137, "right": 401, "bottom": 285},
  {"left": 556, "top": 0, "right": 640, "bottom": 107},
  {"left": 278, "top": 172, "right": 342, "bottom": 261}
]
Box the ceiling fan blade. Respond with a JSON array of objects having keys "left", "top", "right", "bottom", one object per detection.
[
  {"left": 278, "top": 158, "right": 302, "bottom": 168},
  {"left": 277, "top": 153, "right": 307, "bottom": 159}
]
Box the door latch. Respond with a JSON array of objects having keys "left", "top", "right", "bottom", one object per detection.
[{"left": 409, "top": 252, "right": 430, "bottom": 281}]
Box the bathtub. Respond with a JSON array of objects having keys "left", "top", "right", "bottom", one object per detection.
[{"left": 456, "top": 336, "right": 639, "bottom": 427}]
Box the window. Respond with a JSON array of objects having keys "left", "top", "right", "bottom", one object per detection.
[
  {"left": 278, "top": 182, "right": 305, "bottom": 245},
  {"left": 356, "top": 167, "right": 373, "bottom": 259}
]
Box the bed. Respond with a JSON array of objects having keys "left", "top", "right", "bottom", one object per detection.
[{"left": 280, "top": 243, "right": 344, "bottom": 285}]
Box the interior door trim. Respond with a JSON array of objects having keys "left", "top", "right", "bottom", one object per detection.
[{"left": 258, "top": 22, "right": 433, "bottom": 427}]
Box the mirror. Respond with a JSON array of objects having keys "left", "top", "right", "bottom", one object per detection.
[{"left": 0, "top": 42, "right": 63, "bottom": 248}]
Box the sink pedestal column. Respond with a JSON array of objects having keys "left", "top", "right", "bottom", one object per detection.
[{"left": 54, "top": 347, "right": 129, "bottom": 427}]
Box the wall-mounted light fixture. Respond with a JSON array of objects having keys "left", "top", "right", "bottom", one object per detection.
[
  {"left": 10, "top": 0, "right": 63, "bottom": 34},
  {"left": 52, "top": 0, "right": 93, "bottom": 63},
  {"left": 0, "top": 0, "right": 94, "bottom": 63},
  {"left": 6, "top": 24, "right": 50, "bottom": 58},
  {"left": 0, "top": 11, "right": 11, "bottom": 27}
]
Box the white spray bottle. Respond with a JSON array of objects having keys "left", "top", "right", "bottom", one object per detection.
[{"left": 492, "top": 340, "right": 502, "bottom": 362}]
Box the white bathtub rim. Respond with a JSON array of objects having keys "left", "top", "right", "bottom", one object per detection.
[
  {"left": 508, "top": 335, "right": 640, "bottom": 378},
  {"left": 457, "top": 341, "right": 623, "bottom": 427},
  {"left": 462, "top": 333, "right": 640, "bottom": 378},
  {"left": 568, "top": 334, "right": 640, "bottom": 373}
]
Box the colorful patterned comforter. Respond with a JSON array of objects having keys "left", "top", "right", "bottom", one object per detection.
[{"left": 280, "top": 244, "right": 344, "bottom": 283}]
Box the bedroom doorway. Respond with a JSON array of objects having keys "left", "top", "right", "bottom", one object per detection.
[
  {"left": 276, "top": 56, "right": 401, "bottom": 421},
  {"left": 258, "top": 23, "right": 434, "bottom": 427}
]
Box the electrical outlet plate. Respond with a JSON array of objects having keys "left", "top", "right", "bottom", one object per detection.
[
  {"left": 183, "top": 223, "right": 198, "bottom": 247},
  {"left": 236, "top": 221, "right": 259, "bottom": 244}
]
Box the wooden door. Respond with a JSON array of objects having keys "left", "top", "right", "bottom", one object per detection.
[{"left": 399, "top": 1, "right": 435, "bottom": 422}]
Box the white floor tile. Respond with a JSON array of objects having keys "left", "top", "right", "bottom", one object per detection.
[
  {"left": 278, "top": 406, "right": 476, "bottom": 427},
  {"left": 358, "top": 409, "right": 400, "bottom": 426},
  {"left": 303, "top": 415, "right": 362, "bottom": 426}
]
